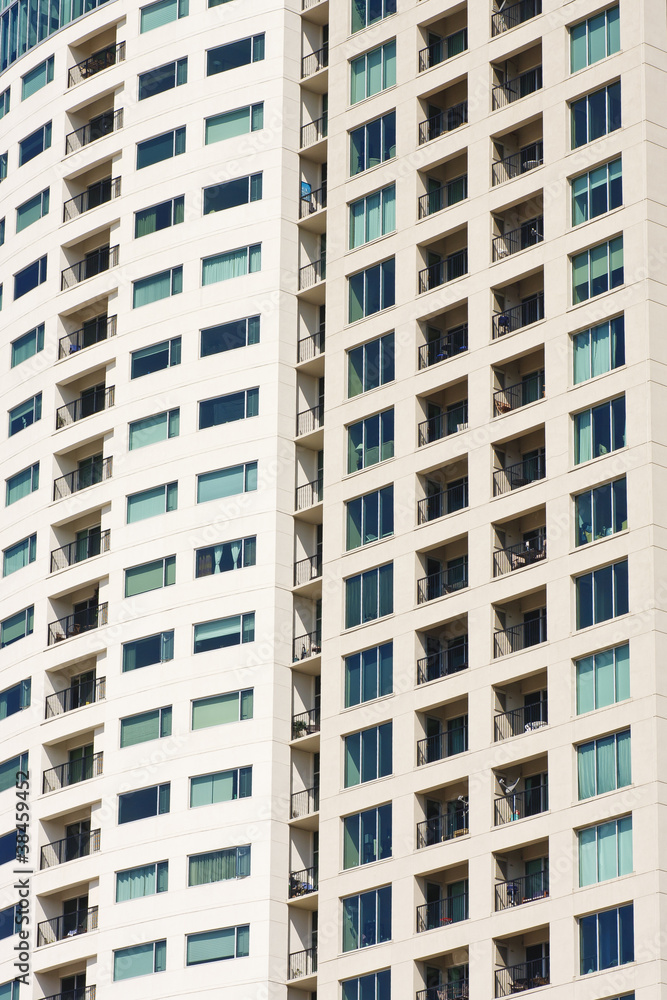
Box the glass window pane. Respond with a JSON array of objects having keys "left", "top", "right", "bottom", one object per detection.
[
  {"left": 578, "top": 826, "right": 597, "bottom": 886},
  {"left": 570, "top": 21, "right": 587, "bottom": 71}
]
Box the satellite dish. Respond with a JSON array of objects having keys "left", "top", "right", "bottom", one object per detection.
[{"left": 499, "top": 776, "right": 520, "bottom": 794}]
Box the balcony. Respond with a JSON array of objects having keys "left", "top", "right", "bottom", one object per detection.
[
  {"left": 419, "top": 101, "right": 467, "bottom": 145},
  {"left": 494, "top": 370, "right": 544, "bottom": 416},
  {"left": 68, "top": 41, "right": 125, "bottom": 87},
  {"left": 495, "top": 869, "right": 548, "bottom": 910},
  {"left": 289, "top": 865, "right": 318, "bottom": 898},
  {"left": 289, "top": 946, "right": 317, "bottom": 980},
  {"left": 56, "top": 386, "right": 114, "bottom": 429},
  {"left": 298, "top": 326, "right": 325, "bottom": 363},
  {"left": 492, "top": 141, "right": 543, "bottom": 186},
  {"left": 493, "top": 216, "right": 543, "bottom": 261},
  {"left": 43, "top": 989, "right": 96, "bottom": 1000},
  {"left": 301, "top": 113, "right": 327, "bottom": 148},
  {"left": 492, "top": 0, "right": 541, "bottom": 35},
  {"left": 43, "top": 752, "right": 103, "bottom": 794},
  {"left": 418, "top": 479, "right": 468, "bottom": 525},
  {"left": 53, "top": 457, "right": 112, "bottom": 501},
  {"left": 295, "top": 477, "right": 323, "bottom": 512},
  {"left": 417, "top": 802, "right": 468, "bottom": 849},
  {"left": 419, "top": 28, "right": 467, "bottom": 72},
  {"left": 37, "top": 906, "right": 98, "bottom": 946},
  {"left": 494, "top": 535, "right": 546, "bottom": 577},
  {"left": 419, "top": 249, "right": 467, "bottom": 293},
  {"left": 494, "top": 781, "right": 548, "bottom": 824},
  {"left": 302, "top": 43, "right": 328, "bottom": 78},
  {"left": 492, "top": 66, "right": 542, "bottom": 110},
  {"left": 65, "top": 108, "right": 123, "bottom": 154},
  {"left": 296, "top": 403, "right": 323, "bottom": 437},
  {"left": 63, "top": 177, "right": 121, "bottom": 222},
  {"left": 417, "top": 981, "right": 469, "bottom": 1000},
  {"left": 494, "top": 611, "right": 546, "bottom": 657},
  {"left": 40, "top": 828, "right": 100, "bottom": 869},
  {"left": 45, "top": 677, "right": 106, "bottom": 719},
  {"left": 61, "top": 245, "right": 119, "bottom": 290},
  {"left": 299, "top": 256, "right": 325, "bottom": 290},
  {"left": 495, "top": 958, "right": 549, "bottom": 997},
  {"left": 417, "top": 640, "right": 468, "bottom": 685},
  {"left": 418, "top": 401, "right": 468, "bottom": 446},
  {"left": 495, "top": 698, "right": 548, "bottom": 741},
  {"left": 417, "top": 891, "right": 468, "bottom": 932},
  {"left": 418, "top": 174, "right": 467, "bottom": 220},
  {"left": 418, "top": 559, "right": 468, "bottom": 604},
  {"left": 419, "top": 326, "right": 468, "bottom": 370},
  {"left": 493, "top": 294, "right": 544, "bottom": 340},
  {"left": 293, "top": 629, "right": 321, "bottom": 662},
  {"left": 294, "top": 554, "right": 321, "bottom": 588},
  {"left": 493, "top": 453, "right": 545, "bottom": 496},
  {"left": 58, "top": 315, "right": 116, "bottom": 359},
  {"left": 290, "top": 785, "right": 319, "bottom": 818},
  {"left": 417, "top": 719, "right": 468, "bottom": 765},
  {"left": 300, "top": 184, "right": 327, "bottom": 219},
  {"left": 48, "top": 604, "right": 108, "bottom": 645},
  {"left": 292, "top": 708, "right": 320, "bottom": 740}
]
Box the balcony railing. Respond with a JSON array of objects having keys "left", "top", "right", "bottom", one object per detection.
[
  {"left": 417, "top": 807, "right": 468, "bottom": 849},
  {"left": 492, "top": 0, "right": 542, "bottom": 35},
  {"left": 300, "top": 184, "right": 327, "bottom": 218},
  {"left": 294, "top": 554, "right": 322, "bottom": 587},
  {"left": 61, "top": 245, "right": 119, "bottom": 290},
  {"left": 416, "top": 892, "right": 468, "bottom": 932},
  {"left": 45, "top": 678, "right": 106, "bottom": 719},
  {"left": 418, "top": 175, "right": 467, "bottom": 219},
  {"left": 495, "top": 698, "right": 548, "bottom": 741},
  {"left": 42, "top": 752, "right": 104, "bottom": 794},
  {"left": 42, "top": 985, "right": 97, "bottom": 1000},
  {"left": 302, "top": 43, "right": 328, "bottom": 78},
  {"left": 297, "top": 326, "right": 325, "bottom": 362},
  {"left": 292, "top": 707, "right": 320, "bottom": 740},
  {"left": 37, "top": 906, "right": 98, "bottom": 946},
  {"left": 492, "top": 141, "right": 543, "bottom": 186},
  {"left": 289, "top": 865, "right": 318, "bottom": 897},
  {"left": 51, "top": 530, "right": 110, "bottom": 573},
  {"left": 56, "top": 386, "right": 115, "bottom": 428},
  {"left": 40, "top": 828, "right": 101, "bottom": 869},
  {"left": 494, "top": 782, "right": 548, "bottom": 825},
  {"left": 302, "top": 0, "right": 324, "bottom": 7},
  {"left": 299, "top": 256, "right": 326, "bottom": 289},
  {"left": 300, "top": 114, "right": 327, "bottom": 148},
  {"left": 495, "top": 869, "right": 549, "bottom": 910},
  {"left": 66, "top": 108, "right": 123, "bottom": 154},
  {"left": 419, "top": 325, "right": 468, "bottom": 369},
  {"left": 417, "top": 480, "right": 468, "bottom": 524},
  {"left": 48, "top": 604, "right": 109, "bottom": 645},
  {"left": 290, "top": 785, "right": 319, "bottom": 818},
  {"left": 289, "top": 946, "right": 317, "bottom": 980},
  {"left": 417, "top": 641, "right": 468, "bottom": 685},
  {"left": 418, "top": 402, "right": 468, "bottom": 446},
  {"left": 494, "top": 370, "right": 544, "bottom": 415},
  {"left": 295, "top": 477, "right": 323, "bottom": 511},
  {"left": 292, "top": 630, "right": 321, "bottom": 662},
  {"left": 493, "top": 292, "right": 544, "bottom": 338},
  {"left": 418, "top": 28, "right": 467, "bottom": 71},
  {"left": 493, "top": 216, "right": 543, "bottom": 261},
  {"left": 53, "top": 457, "right": 112, "bottom": 501},
  {"left": 63, "top": 176, "right": 121, "bottom": 222},
  {"left": 59, "top": 315, "right": 117, "bottom": 359},
  {"left": 417, "top": 981, "right": 469, "bottom": 1000},
  {"left": 493, "top": 453, "right": 545, "bottom": 496},
  {"left": 492, "top": 66, "right": 542, "bottom": 110},
  {"left": 296, "top": 403, "right": 323, "bottom": 437},
  {"left": 494, "top": 535, "right": 546, "bottom": 578},
  {"left": 418, "top": 100, "right": 467, "bottom": 144},
  {"left": 494, "top": 612, "right": 546, "bottom": 658},
  {"left": 417, "top": 559, "right": 468, "bottom": 604},
  {"left": 419, "top": 249, "right": 468, "bottom": 293},
  {"left": 495, "top": 958, "right": 549, "bottom": 997},
  {"left": 68, "top": 41, "right": 125, "bottom": 86},
  {"left": 417, "top": 721, "right": 468, "bottom": 765}
]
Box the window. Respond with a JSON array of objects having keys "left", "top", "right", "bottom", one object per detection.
[
  {"left": 576, "top": 559, "right": 628, "bottom": 629},
  {"left": 22, "top": 55, "right": 54, "bottom": 98},
  {"left": 118, "top": 783, "right": 171, "bottom": 824},
  {"left": 14, "top": 256, "right": 47, "bottom": 299},
  {"left": 197, "top": 461, "right": 257, "bottom": 503},
  {"left": 348, "top": 332, "right": 395, "bottom": 395},
  {"left": 205, "top": 103, "right": 263, "bottom": 145},
  {"left": 576, "top": 643, "right": 629, "bottom": 713},
  {"left": 131, "top": 338, "right": 181, "bottom": 378},
  {"left": 135, "top": 197, "right": 184, "bottom": 238},
  {"left": 120, "top": 707, "right": 172, "bottom": 747},
  {"left": 579, "top": 904, "right": 633, "bottom": 975},
  {"left": 573, "top": 315, "right": 625, "bottom": 382},
  {"left": 350, "top": 112, "right": 396, "bottom": 175},
  {"left": 9, "top": 394, "right": 42, "bottom": 439},
  {"left": 345, "top": 564, "right": 393, "bottom": 629},
  {"left": 138, "top": 58, "right": 187, "bottom": 100},
  {"left": 127, "top": 483, "right": 178, "bottom": 523},
  {"left": 133, "top": 266, "right": 182, "bottom": 307},
  {"left": 349, "top": 259, "right": 395, "bottom": 322},
  {"left": 342, "top": 886, "right": 391, "bottom": 951},
  {"left": 342, "top": 971, "right": 391, "bottom": 1000},
  {"left": 198, "top": 388, "right": 259, "bottom": 429},
  {"left": 186, "top": 925, "right": 249, "bottom": 965},
  {"left": 203, "top": 174, "right": 262, "bottom": 215},
  {"left": 15, "top": 188, "right": 49, "bottom": 233},
  {"left": 350, "top": 41, "right": 396, "bottom": 103},
  {"left": 0, "top": 153, "right": 6, "bottom": 182},
  {"left": 0, "top": 218, "right": 4, "bottom": 245},
  {"left": 0, "top": 905, "right": 18, "bottom": 941},
  {"left": 195, "top": 537, "right": 256, "bottom": 577},
  {"left": 0, "top": 753, "right": 27, "bottom": 793},
  {"left": 18, "top": 122, "right": 51, "bottom": 165},
  {"left": 122, "top": 631, "right": 174, "bottom": 672},
  {"left": 190, "top": 766, "right": 252, "bottom": 807},
  {"left": 345, "top": 643, "right": 392, "bottom": 707},
  {"left": 346, "top": 487, "right": 393, "bottom": 550},
  {"left": 351, "top": 0, "right": 396, "bottom": 33},
  {"left": 579, "top": 816, "right": 632, "bottom": 886},
  {"left": 193, "top": 613, "right": 255, "bottom": 653},
  {"left": 572, "top": 158, "right": 622, "bottom": 225},
  {"left": 3, "top": 534, "right": 36, "bottom": 577},
  {"left": 344, "top": 722, "right": 392, "bottom": 786},
  {"left": 570, "top": 6, "right": 620, "bottom": 72},
  {"left": 136, "top": 127, "right": 186, "bottom": 169},
  {"left": 347, "top": 410, "right": 394, "bottom": 473},
  {"left": 577, "top": 729, "right": 631, "bottom": 799},
  {"left": 113, "top": 940, "right": 166, "bottom": 980},
  {"left": 207, "top": 35, "right": 264, "bottom": 76},
  {"left": 6, "top": 463, "right": 39, "bottom": 506},
  {"left": 572, "top": 236, "right": 623, "bottom": 304},
  {"left": 192, "top": 690, "right": 253, "bottom": 730},
  {"left": 349, "top": 186, "right": 395, "bottom": 250},
  {"left": 128, "top": 409, "right": 180, "bottom": 450},
  {"left": 202, "top": 245, "right": 261, "bottom": 285},
  {"left": 0, "top": 86, "right": 9, "bottom": 117},
  {"left": 116, "top": 861, "right": 168, "bottom": 900},
  {"left": 11, "top": 325, "right": 44, "bottom": 369},
  {"left": 188, "top": 846, "right": 250, "bottom": 885},
  {"left": 0, "top": 831, "right": 17, "bottom": 866},
  {"left": 200, "top": 316, "right": 259, "bottom": 357},
  {"left": 574, "top": 395, "right": 625, "bottom": 463},
  {"left": 140, "top": 0, "right": 188, "bottom": 32},
  {"left": 571, "top": 82, "right": 621, "bottom": 148},
  {"left": 125, "top": 556, "right": 175, "bottom": 597},
  {"left": 344, "top": 805, "right": 391, "bottom": 868},
  {"left": 0, "top": 680, "right": 30, "bottom": 720},
  {"left": 575, "top": 478, "right": 627, "bottom": 546},
  {"left": 0, "top": 608, "right": 33, "bottom": 648}
]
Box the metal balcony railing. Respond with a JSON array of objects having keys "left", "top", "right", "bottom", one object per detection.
[
  {"left": 68, "top": 41, "right": 125, "bottom": 86},
  {"left": 494, "top": 370, "right": 544, "bottom": 415},
  {"left": 61, "top": 245, "right": 119, "bottom": 290},
  {"left": 289, "top": 946, "right": 317, "bottom": 979},
  {"left": 416, "top": 891, "right": 468, "bottom": 931},
  {"left": 56, "top": 386, "right": 114, "bottom": 428},
  {"left": 493, "top": 453, "right": 545, "bottom": 496},
  {"left": 416, "top": 807, "right": 468, "bottom": 849},
  {"left": 418, "top": 28, "right": 467, "bottom": 71},
  {"left": 296, "top": 403, "right": 323, "bottom": 437},
  {"left": 417, "top": 721, "right": 468, "bottom": 765},
  {"left": 495, "top": 869, "right": 549, "bottom": 909},
  {"left": 290, "top": 785, "right": 319, "bottom": 818},
  {"left": 492, "top": 0, "right": 542, "bottom": 35},
  {"left": 295, "top": 477, "right": 323, "bottom": 511},
  {"left": 301, "top": 43, "right": 328, "bottom": 78},
  {"left": 42, "top": 985, "right": 97, "bottom": 1000},
  {"left": 494, "top": 535, "right": 546, "bottom": 577},
  {"left": 40, "top": 828, "right": 101, "bottom": 869},
  {"left": 299, "top": 256, "right": 326, "bottom": 290},
  {"left": 494, "top": 782, "right": 548, "bottom": 825},
  {"left": 50, "top": 530, "right": 110, "bottom": 574},
  {"left": 418, "top": 175, "right": 467, "bottom": 219},
  {"left": 292, "top": 707, "right": 320, "bottom": 740},
  {"left": 300, "top": 114, "right": 327, "bottom": 148},
  {"left": 492, "top": 66, "right": 542, "bottom": 109},
  {"left": 495, "top": 958, "right": 549, "bottom": 997},
  {"left": 417, "top": 480, "right": 468, "bottom": 524},
  {"left": 492, "top": 141, "right": 543, "bottom": 186},
  {"left": 494, "top": 698, "right": 548, "bottom": 740},
  {"left": 289, "top": 865, "right": 318, "bottom": 897},
  {"left": 63, "top": 176, "right": 121, "bottom": 222},
  {"left": 48, "top": 604, "right": 109, "bottom": 645},
  {"left": 494, "top": 612, "right": 546, "bottom": 658},
  {"left": 417, "top": 981, "right": 469, "bottom": 1000},
  {"left": 58, "top": 315, "right": 117, "bottom": 359},
  {"left": 417, "top": 641, "right": 468, "bottom": 685},
  {"left": 45, "top": 678, "right": 106, "bottom": 719},
  {"left": 302, "top": 0, "right": 324, "bottom": 7},
  {"left": 297, "top": 325, "right": 325, "bottom": 362},
  {"left": 53, "top": 457, "right": 112, "bottom": 501},
  {"left": 493, "top": 291, "right": 544, "bottom": 338},
  {"left": 37, "top": 906, "right": 98, "bottom": 946},
  {"left": 294, "top": 554, "right": 322, "bottom": 587},
  {"left": 418, "top": 100, "right": 467, "bottom": 144},
  {"left": 419, "top": 249, "right": 468, "bottom": 293},
  {"left": 417, "top": 559, "right": 468, "bottom": 604},
  {"left": 493, "top": 216, "right": 543, "bottom": 261},
  {"left": 292, "top": 630, "right": 321, "bottom": 661},
  {"left": 418, "top": 402, "right": 468, "bottom": 446},
  {"left": 419, "top": 324, "right": 468, "bottom": 368},
  {"left": 66, "top": 108, "right": 123, "bottom": 154},
  {"left": 300, "top": 183, "right": 327, "bottom": 218},
  {"left": 42, "top": 752, "right": 103, "bottom": 794}
]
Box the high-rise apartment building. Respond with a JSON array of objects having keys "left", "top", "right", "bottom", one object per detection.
[{"left": 0, "top": 0, "right": 658, "bottom": 997}]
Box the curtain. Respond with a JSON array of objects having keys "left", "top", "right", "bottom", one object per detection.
[
  {"left": 0, "top": 756, "right": 22, "bottom": 793},
  {"left": 116, "top": 863, "right": 156, "bottom": 901},
  {"left": 7, "top": 467, "right": 32, "bottom": 505},
  {"left": 572, "top": 330, "right": 590, "bottom": 382},
  {"left": 113, "top": 943, "right": 155, "bottom": 981},
  {"left": 189, "top": 848, "right": 238, "bottom": 885},
  {"left": 593, "top": 481, "right": 612, "bottom": 538},
  {"left": 588, "top": 12, "right": 606, "bottom": 64},
  {"left": 187, "top": 928, "right": 235, "bottom": 965},
  {"left": 127, "top": 485, "right": 166, "bottom": 522},
  {"left": 361, "top": 727, "right": 377, "bottom": 783},
  {"left": 246, "top": 387, "right": 259, "bottom": 416},
  {"left": 596, "top": 820, "right": 617, "bottom": 881},
  {"left": 197, "top": 464, "right": 244, "bottom": 503},
  {"left": 192, "top": 693, "right": 240, "bottom": 730},
  {"left": 1, "top": 608, "right": 30, "bottom": 647},
  {"left": 362, "top": 492, "right": 379, "bottom": 544},
  {"left": 343, "top": 815, "right": 360, "bottom": 868},
  {"left": 133, "top": 270, "right": 171, "bottom": 307},
  {"left": 362, "top": 569, "right": 379, "bottom": 622},
  {"left": 578, "top": 826, "right": 596, "bottom": 886},
  {"left": 125, "top": 559, "right": 165, "bottom": 597},
  {"left": 121, "top": 710, "right": 160, "bottom": 747},
  {"left": 3, "top": 538, "right": 29, "bottom": 575},
  {"left": 345, "top": 575, "right": 361, "bottom": 628},
  {"left": 572, "top": 250, "right": 589, "bottom": 303},
  {"left": 202, "top": 249, "right": 247, "bottom": 285},
  {"left": 596, "top": 734, "right": 616, "bottom": 793},
  {"left": 578, "top": 741, "right": 596, "bottom": 799},
  {"left": 617, "top": 816, "right": 633, "bottom": 875},
  {"left": 574, "top": 410, "right": 591, "bottom": 464},
  {"left": 570, "top": 20, "right": 587, "bottom": 70},
  {"left": 350, "top": 53, "right": 365, "bottom": 104},
  {"left": 363, "top": 192, "right": 381, "bottom": 242},
  {"left": 594, "top": 647, "right": 614, "bottom": 707},
  {"left": 615, "top": 643, "right": 630, "bottom": 700},
  {"left": 366, "top": 46, "right": 381, "bottom": 96},
  {"left": 616, "top": 729, "right": 631, "bottom": 786}
]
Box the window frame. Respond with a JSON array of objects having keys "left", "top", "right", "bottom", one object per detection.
[
  {"left": 130, "top": 337, "right": 181, "bottom": 378},
  {"left": 344, "top": 562, "right": 394, "bottom": 629},
  {"left": 574, "top": 477, "right": 627, "bottom": 547},
  {"left": 196, "top": 461, "right": 257, "bottom": 504},
  {"left": 8, "top": 393, "right": 41, "bottom": 436},
  {"left": 579, "top": 903, "right": 633, "bottom": 975},
  {"left": 120, "top": 706, "right": 172, "bottom": 747},
  {"left": 191, "top": 689, "right": 253, "bottom": 730},
  {"left": 124, "top": 556, "right": 176, "bottom": 597},
  {"left": 5, "top": 463, "right": 39, "bottom": 506},
  {"left": 571, "top": 157, "right": 622, "bottom": 226},
  {"left": 122, "top": 631, "right": 174, "bottom": 672},
  {"left": 136, "top": 126, "right": 186, "bottom": 169},
  {"left": 348, "top": 258, "right": 395, "bottom": 322},
  {"left": 346, "top": 487, "right": 394, "bottom": 551},
  {"left": 16, "top": 187, "right": 49, "bottom": 232},
  {"left": 193, "top": 612, "right": 255, "bottom": 653},
  {"left": 343, "top": 804, "right": 392, "bottom": 868},
  {"left": 570, "top": 81, "right": 621, "bottom": 148},
  {"left": 200, "top": 316, "right": 260, "bottom": 357},
  {"left": 570, "top": 6, "right": 620, "bottom": 73},
  {"left": 344, "top": 721, "right": 393, "bottom": 787},
  {"left": 572, "top": 314, "right": 625, "bottom": 383},
  {"left": 571, "top": 235, "right": 624, "bottom": 304},
  {"left": 350, "top": 40, "right": 396, "bottom": 103},
  {"left": 350, "top": 111, "right": 396, "bottom": 175},
  {"left": 578, "top": 815, "right": 632, "bottom": 886},
  {"left": 198, "top": 388, "right": 259, "bottom": 429},
  {"left": 573, "top": 394, "right": 626, "bottom": 464},
  {"left": 138, "top": 57, "right": 187, "bottom": 101},
  {"left": 0, "top": 607, "right": 33, "bottom": 648},
  {"left": 118, "top": 783, "right": 171, "bottom": 824},
  {"left": 2, "top": 533, "right": 36, "bottom": 577},
  {"left": 347, "top": 409, "right": 395, "bottom": 473},
  {"left": 204, "top": 103, "right": 264, "bottom": 145},
  {"left": 341, "top": 885, "right": 392, "bottom": 951},
  {"left": 206, "top": 34, "right": 265, "bottom": 76},
  {"left": 577, "top": 728, "right": 631, "bottom": 799},
  {"left": 348, "top": 332, "right": 395, "bottom": 395},
  {"left": 128, "top": 409, "right": 180, "bottom": 450},
  {"left": 11, "top": 324, "right": 44, "bottom": 368},
  {"left": 203, "top": 173, "right": 262, "bottom": 215},
  {"left": 351, "top": 0, "right": 396, "bottom": 34},
  {"left": 13, "top": 256, "right": 47, "bottom": 299},
  {"left": 575, "top": 642, "right": 630, "bottom": 713},
  {"left": 575, "top": 558, "right": 628, "bottom": 629},
  {"left": 18, "top": 121, "right": 51, "bottom": 166},
  {"left": 126, "top": 482, "right": 178, "bottom": 523},
  {"left": 135, "top": 196, "right": 184, "bottom": 238}
]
